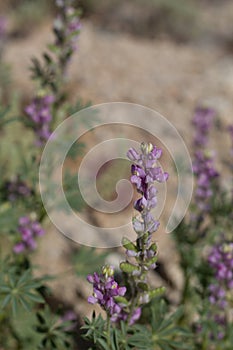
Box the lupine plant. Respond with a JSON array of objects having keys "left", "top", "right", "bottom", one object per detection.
[
  {"left": 172, "top": 106, "right": 233, "bottom": 350},
  {"left": 83, "top": 112, "right": 233, "bottom": 349},
  {"left": 83, "top": 143, "right": 192, "bottom": 350}
]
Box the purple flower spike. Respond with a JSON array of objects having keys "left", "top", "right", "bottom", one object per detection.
[
  {"left": 191, "top": 106, "right": 219, "bottom": 214},
  {"left": 127, "top": 142, "right": 168, "bottom": 236},
  {"left": 192, "top": 106, "right": 216, "bottom": 148},
  {"left": 87, "top": 142, "right": 167, "bottom": 328},
  {"left": 193, "top": 150, "right": 219, "bottom": 212},
  {"left": 207, "top": 240, "right": 233, "bottom": 339}
]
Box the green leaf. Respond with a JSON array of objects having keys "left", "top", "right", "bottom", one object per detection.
[
  {"left": 25, "top": 292, "right": 45, "bottom": 303},
  {"left": 146, "top": 256, "right": 157, "bottom": 266},
  {"left": 149, "top": 243, "right": 157, "bottom": 252},
  {"left": 122, "top": 237, "right": 137, "bottom": 252},
  {"left": 0, "top": 294, "right": 11, "bottom": 309},
  {"left": 114, "top": 296, "right": 129, "bottom": 306},
  {"left": 97, "top": 338, "right": 109, "bottom": 350},
  {"left": 120, "top": 262, "right": 140, "bottom": 274},
  {"left": 18, "top": 297, "right": 31, "bottom": 312},
  {"left": 149, "top": 287, "right": 166, "bottom": 300}
]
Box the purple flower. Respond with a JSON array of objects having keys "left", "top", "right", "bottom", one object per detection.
[
  {"left": 129, "top": 307, "right": 141, "bottom": 325},
  {"left": 25, "top": 95, "right": 54, "bottom": 146},
  {"left": 87, "top": 265, "right": 133, "bottom": 324},
  {"left": 61, "top": 310, "right": 77, "bottom": 331},
  {"left": 207, "top": 240, "right": 233, "bottom": 339},
  {"left": 191, "top": 107, "right": 219, "bottom": 215},
  {"left": 192, "top": 150, "right": 219, "bottom": 212},
  {"left": 192, "top": 106, "right": 216, "bottom": 148},
  {"left": 127, "top": 148, "right": 140, "bottom": 161},
  {"left": 208, "top": 242, "right": 233, "bottom": 288},
  {"left": 13, "top": 216, "right": 45, "bottom": 254},
  {"left": 13, "top": 242, "right": 25, "bottom": 254}
]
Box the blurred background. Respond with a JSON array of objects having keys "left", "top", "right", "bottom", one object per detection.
[
  {"left": 1, "top": 0, "right": 233, "bottom": 131},
  {"left": 0, "top": 1, "right": 233, "bottom": 348}
]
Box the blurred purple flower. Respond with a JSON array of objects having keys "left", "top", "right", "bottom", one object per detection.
[
  {"left": 192, "top": 106, "right": 219, "bottom": 215},
  {"left": 13, "top": 216, "right": 45, "bottom": 254},
  {"left": 61, "top": 310, "right": 77, "bottom": 331},
  {"left": 129, "top": 307, "right": 141, "bottom": 326},
  {"left": 192, "top": 150, "right": 219, "bottom": 212},
  {"left": 207, "top": 240, "right": 233, "bottom": 339},
  {"left": 192, "top": 106, "right": 216, "bottom": 148},
  {"left": 208, "top": 242, "right": 233, "bottom": 289},
  {"left": 25, "top": 95, "right": 54, "bottom": 146}
]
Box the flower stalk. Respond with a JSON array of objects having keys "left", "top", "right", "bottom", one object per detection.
[{"left": 87, "top": 142, "right": 168, "bottom": 327}]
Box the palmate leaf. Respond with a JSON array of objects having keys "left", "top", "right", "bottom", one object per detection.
[
  {"left": 128, "top": 324, "right": 153, "bottom": 349},
  {"left": 35, "top": 306, "right": 74, "bottom": 349},
  {"left": 0, "top": 268, "right": 44, "bottom": 316},
  {"left": 82, "top": 311, "right": 106, "bottom": 344},
  {"left": 129, "top": 299, "right": 193, "bottom": 350},
  {"left": 151, "top": 301, "right": 193, "bottom": 349}
]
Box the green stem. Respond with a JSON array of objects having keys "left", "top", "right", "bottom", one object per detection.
[
  {"left": 181, "top": 269, "right": 190, "bottom": 305},
  {"left": 106, "top": 316, "right": 111, "bottom": 349},
  {"left": 201, "top": 331, "right": 209, "bottom": 350}
]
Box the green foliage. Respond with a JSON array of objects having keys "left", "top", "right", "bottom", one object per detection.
[
  {"left": 82, "top": 311, "right": 106, "bottom": 346},
  {"left": 35, "top": 307, "right": 74, "bottom": 349},
  {"left": 0, "top": 267, "right": 44, "bottom": 316},
  {"left": 83, "top": 300, "right": 193, "bottom": 350},
  {"left": 73, "top": 247, "right": 108, "bottom": 277},
  {"left": 63, "top": 169, "right": 86, "bottom": 212}
]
